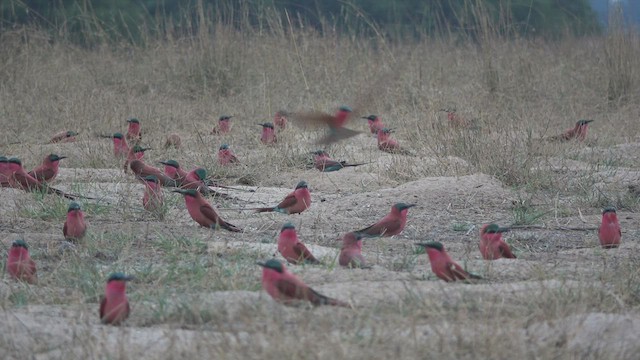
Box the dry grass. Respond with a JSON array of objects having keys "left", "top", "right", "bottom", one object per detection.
[{"left": 1, "top": 10, "right": 640, "bottom": 360}]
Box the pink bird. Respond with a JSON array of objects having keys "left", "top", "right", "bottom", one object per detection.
[
  {"left": 274, "top": 111, "right": 288, "bottom": 129},
  {"left": 63, "top": 202, "right": 87, "bottom": 242},
  {"left": 417, "top": 242, "right": 482, "bottom": 282},
  {"left": 211, "top": 115, "right": 233, "bottom": 135},
  {"left": 257, "top": 259, "right": 350, "bottom": 307},
  {"left": 377, "top": 128, "right": 412, "bottom": 155},
  {"left": 159, "top": 160, "right": 188, "bottom": 184},
  {"left": 339, "top": 232, "right": 368, "bottom": 268},
  {"left": 164, "top": 133, "right": 181, "bottom": 149},
  {"left": 126, "top": 118, "right": 142, "bottom": 142},
  {"left": 141, "top": 175, "right": 164, "bottom": 218},
  {"left": 356, "top": 203, "right": 415, "bottom": 237},
  {"left": 599, "top": 207, "right": 621, "bottom": 249},
  {"left": 311, "top": 150, "right": 369, "bottom": 172},
  {"left": 110, "top": 133, "right": 129, "bottom": 158},
  {"left": 172, "top": 188, "right": 243, "bottom": 232},
  {"left": 123, "top": 145, "right": 149, "bottom": 173},
  {"left": 49, "top": 130, "right": 78, "bottom": 143},
  {"left": 27, "top": 154, "right": 66, "bottom": 183},
  {"left": 259, "top": 122, "right": 277, "bottom": 144},
  {"left": 362, "top": 115, "right": 385, "bottom": 135},
  {"left": 218, "top": 144, "right": 239, "bottom": 165},
  {"left": 5, "top": 157, "right": 80, "bottom": 199},
  {"left": 6, "top": 239, "right": 37, "bottom": 284},
  {"left": 479, "top": 223, "right": 516, "bottom": 260},
  {"left": 254, "top": 181, "right": 311, "bottom": 214},
  {"left": 100, "top": 272, "right": 134, "bottom": 325},
  {"left": 277, "top": 223, "right": 320, "bottom": 265},
  {"left": 549, "top": 120, "right": 594, "bottom": 142}
]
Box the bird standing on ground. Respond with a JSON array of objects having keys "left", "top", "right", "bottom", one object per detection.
[
  {"left": 254, "top": 181, "right": 311, "bottom": 214},
  {"left": 362, "top": 115, "right": 385, "bottom": 135},
  {"left": 274, "top": 111, "right": 288, "bottom": 129},
  {"left": 377, "top": 128, "right": 412, "bottom": 155},
  {"left": 211, "top": 115, "right": 233, "bottom": 135},
  {"left": 6, "top": 240, "right": 37, "bottom": 284},
  {"left": 218, "top": 144, "right": 239, "bottom": 165},
  {"left": 479, "top": 223, "right": 516, "bottom": 260},
  {"left": 100, "top": 273, "right": 134, "bottom": 325},
  {"left": 259, "top": 122, "right": 277, "bottom": 144},
  {"left": 417, "top": 242, "right": 482, "bottom": 282},
  {"left": 311, "top": 150, "right": 369, "bottom": 172},
  {"left": 355, "top": 203, "right": 415, "bottom": 237},
  {"left": 49, "top": 130, "right": 78, "bottom": 143},
  {"left": 172, "top": 188, "right": 243, "bottom": 232},
  {"left": 141, "top": 175, "right": 164, "bottom": 218},
  {"left": 277, "top": 223, "right": 320, "bottom": 265},
  {"left": 63, "top": 202, "right": 87, "bottom": 242},
  {"left": 126, "top": 118, "right": 142, "bottom": 142},
  {"left": 339, "top": 232, "right": 368, "bottom": 268},
  {"left": 257, "top": 259, "right": 350, "bottom": 307},
  {"left": 549, "top": 120, "right": 593, "bottom": 142},
  {"left": 599, "top": 207, "right": 621, "bottom": 249},
  {"left": 28, "top": 154, "right": 66, "bottom": 183}
]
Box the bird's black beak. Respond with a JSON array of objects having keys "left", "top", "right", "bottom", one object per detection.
[{"left": 256, "top": 261, "right": 267, "bottom": 267}]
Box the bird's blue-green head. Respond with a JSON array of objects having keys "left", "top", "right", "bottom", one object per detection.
[
  {"left": 48, "top": 154, "right": 66, "bottom": 162},
  {"left": 219, "top": 144, "right": 230, "bottom": 150},
  {"left": 8, "top": 158, "right": 22, "bottom": 165},
  {"left": 172, "top": 188, "right": 198, "bottom": 197},
  {"left": 281, "top": 222, "right": 296, "bottom": 232},
  {"left": 295, "top": 181, "right": 308, "bottom": 189},
  {"left": 482, "top": 223, "right": 509, "bottom": 234},
  {"left": 417, "top": 241, "right": 443, "bottom": 252},
  {"left": 12, "top": 239, "right": 28, "bottom": 249},
  {"left": 132, "top": 145, "right": 149, "bottom": 153},
  {"left": 257, "top": 259, "right": 284, "bottom": 273},
  {"left": 259, "top": 122, "right": 275, "bottom": 129},
  {"left": 107, "top": 272, "right": 134, "bottom": 282},
  {"left": 219, "top": 115, "right": 233, "bottom": 121},
  {"left": 339, "top": 105, "right": 353, "bottom": 112},
  {"left": 194, "top": 168, "right": 207, "bottom": 181},
  {"left": 0, "top": 156, "right": 8, "bottom": 163},
  {"left": 362, "top": 115, "right": 377, "bottom": 121},
  {"left": 66, "top": 131, "right": 78, "bottom": 137},
  {"left": 603, "top": 207, "right": 617, "bottom": 214},
  {"left": 67, "top": 202, "right": 81, "bottom": 212},
  {"left": 113, "top": 132, "right": 124, "bottom": 139},
  {"left": 127, "top": 118, "right": 140, "bottom": 124},
  {"left": 143, "top": 175, "right": 158, "bottom": 183},
  {"left": 394, "top": 203, "right": 416, "bottom": 211},
  {"left": 159, "top": 160, "right": 179, "bottom": 168}
]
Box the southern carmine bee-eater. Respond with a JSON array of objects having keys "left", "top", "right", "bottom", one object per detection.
[
  {"left": 126, "top": 118, "right": 142, "bottom": 142},
  {"left": 28, "top": 154, "right": 66, "bottom": 183},
  {"left": 277, "top": 223, "right": 320, "bottom": 265},
  {"left": 128, "top": 152, "right": 177, "bottom": 187},
  {"left": 259, "top": 122, "right": 277, "bottom": 144},
  {"left": 355, "top": 203, "right": 415, "bottom": 237},
  {"left": 253, "top": 181, "right": 311, "bottom": 214},
  {"left": 274, "top": 110, "right": 288, "bottom": 129},
  {"left": 100, "top": 272, "right": 134, "bottom": 325},
  {"left": 211, "top": 115, "right": 233, "bottom": 135},
  {"left": 6, "top": 239, "right": 37, "bottom": 284},
  {"left": 549, "top": 120, "right": 594, "bottom": 142},
  {"left": 310, "top": 150, "right": 369, "bottom": 172},
  {"left": 416, "top": 242, "right": 482, "bottom": 282},
  {"left": 479, "top": 223, "right": 516, "bottom": 260},
  {"left": 377, "top": 128, "right": 412, "bottom": 155},
  {"left": 362, "top": 115, "right": 385, "bottom": 135},
  {"left": 141, "top": 175, "right": 164, "bottom": 218},
  {"left": 4, "top": 158, "right": 84, "bottom": 200},
  {"left": 339, "top": 232, "right": 368, "bottom": 269},
  {"left": 49, "top": 130, "right": 78, "bottom": 143},
  {"left": 164, "top": 133, "right": 182, "bottom": 149},
  {"left": 290, "top": 105, "right": 361, "bottom": 145},
  {"left": 172, "top": 188, "right": 243, "bottom": 232},
  {"left": 159, "top": 160, "right": 188, "bottom": 184},
  {"left": 111, "top": 133, "right": 129, "bottom": 158},
  {"left": 123, "top": 145, "right": 149, "bottom": 173},
  {"left": 599, "top": 207, "right": 621, "bottom": 249},
  {"left": 0, "top": 156, "right": 10, "bottom": 187},
  {"left": 257, "top": 259, "right": 350, "bottom": 307},
  {"left": 218, "top": 144, "right": 239, "bottom": 165},
  {"left": 63, "top": 202, "right": 87, "bottom": 242},
  {"left": 439, "top": 108, "right": 478, "bottom": 129}
]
